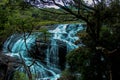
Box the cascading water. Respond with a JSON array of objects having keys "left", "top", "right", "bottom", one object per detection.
[
  {"left": 49, "top": 24, "right": 83, "bottom": 51},
  {"left": 3, "top": 24, "right": 84, "bottom": 80}
]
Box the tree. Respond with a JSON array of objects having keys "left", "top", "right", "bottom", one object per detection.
[
  {"left": 26, "top": 0, "right": 120, "bottom": 80},
  {"left": 0, "top": 0, "right": 35, "bottom": 49},
  {"left": 26, "top": 0, "right": 118, "bottom": 46}
]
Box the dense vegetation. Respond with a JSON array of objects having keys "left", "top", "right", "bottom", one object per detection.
[
  {"left": 0, "top": 0, "right": 80, "bottom": 49},
  {"left": 56, "top": 0, "right": 120, "bottom": 80},
  {"left": 0, "top": 0, "right": 120, "bottom": 80}
]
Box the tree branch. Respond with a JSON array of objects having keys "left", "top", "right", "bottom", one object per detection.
[{"left": 51, "top": 0, "right": 89, "bottom": 23}]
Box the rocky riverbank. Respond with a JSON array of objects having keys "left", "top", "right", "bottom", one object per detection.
[{"left": 0, "top": 53, "right": 21, "bottom": 80}]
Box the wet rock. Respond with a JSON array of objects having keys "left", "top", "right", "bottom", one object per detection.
[
  {"left": 55, "top": 40, "right": 67, "bottom": 70},
  {"left": 0, "top": 53, "right": 20, "bottom": 80}
]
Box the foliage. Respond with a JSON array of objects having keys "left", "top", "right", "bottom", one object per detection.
[
  {"left": 0, "top": 0, "right": 80, "bottom": 49},
  {"left": 59, "top": 69, "right": 77, "bottom": 80},
  {"left": 12, "top": 71, "right": 29, "bottom": 80},
  {"left": 36, "top": 0, "right": 120, "bottom": 79},
  {"left": 66, "top": 46, "right": 110, "bottom": 80},
  {"left": 66, "top": 47, "right": 92, "bottom": 73},
  {"left": 38, "top": 27, "right": 50, "bottom": 42},
  {"left": 12, "top": 70, "right": 36, "bottom": 80},
  {"left": 99, "top": 26, "right": 114, "bottom": 50},
  {"left": 0, "top": 0, "right": 33, "bottom": 48},
  {"left": 0, "top": 0, "right": 120, "bottom": 80},
  {"left": 66, "top": 22, "right": 120, "bottom": 80}
]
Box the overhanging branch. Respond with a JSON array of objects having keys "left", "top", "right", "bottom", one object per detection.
[{"left": 51, "top": 0, "right": 89, "bottom": 23}]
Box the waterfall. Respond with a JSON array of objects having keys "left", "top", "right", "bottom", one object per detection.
[
  {"left": 3, "top": 24, "right": 84, "bottom": 80},
  {"left": 49, "top": 24, "right": 83, "bottom": 52}
]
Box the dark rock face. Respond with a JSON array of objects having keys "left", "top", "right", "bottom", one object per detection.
[
  {"left": 30, "top": 39, "right": 67, "bottom": 70},
  {"left": 0, "top": 53, "right": 20, "bottom": 80},
  {"left": 30, "top": 38, "right": 49, "bottom": 64},
  {"left": 53, "top": 40, "right": 67, "bottom": 70},
  {"left": 57, "top": 40, "right": 67, "bottom": 70}
]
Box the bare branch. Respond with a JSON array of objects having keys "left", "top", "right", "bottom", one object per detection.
[
  {"left": 51, "top": 0, "right": 89, "bottom": 23},
  {"left": 92, "top": 0, "right": 96, "bottom": 6}
]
